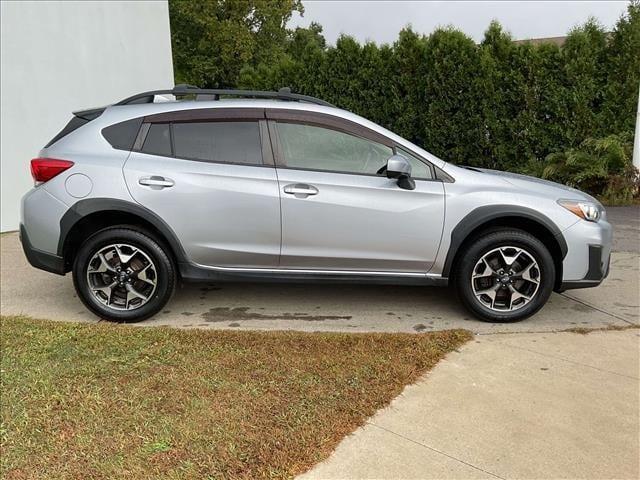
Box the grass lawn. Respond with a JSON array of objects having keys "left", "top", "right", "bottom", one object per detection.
[{"left": 0, "top": 316, "right": 472, "bottom": 479}]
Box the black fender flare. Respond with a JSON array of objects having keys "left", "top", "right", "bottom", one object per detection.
[
  {"left": 441, "top": 205, "right": 568, "bottom": 278},
  {"left": 57, "top": 198, "right": 188, "bottom": 263}
]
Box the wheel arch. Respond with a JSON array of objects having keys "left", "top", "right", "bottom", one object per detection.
[
  {"left": 443, "top": 205, "right": 567, "bottom": 289},
  {"left": 58, "top": 198, "right": 187, "bottom": 273}
]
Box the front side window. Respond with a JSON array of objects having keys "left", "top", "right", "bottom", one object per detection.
[
  {"left": 276, "top": 122, "right": 392, "bottom": 175},
  {"left": 172, "top": 121, "right": 262, "bottom": 165},
  {"left": 397, "top": 147, "right": 433, "bottom": 179}
]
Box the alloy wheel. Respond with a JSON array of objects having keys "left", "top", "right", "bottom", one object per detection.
[
  {"left": 471, "top": 246, "right": 541, "bottom": 312},
  {"left": 86, "top": 243, "right": 157, "bottom": 311}
]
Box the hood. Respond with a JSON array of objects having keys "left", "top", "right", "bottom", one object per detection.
[{"left": 470, "top": 167, "right": 600, "bottom": 204}]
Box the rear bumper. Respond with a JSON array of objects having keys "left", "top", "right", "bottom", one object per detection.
[
  {"left": 558, "top": 244, "right": 610, "bottom": 291},
  {"left": 19, "top": 224, "right": 65, "bottom": 275}
]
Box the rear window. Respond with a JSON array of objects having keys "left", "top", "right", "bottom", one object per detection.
[{"left": 172, "top": 121, "right": 262, "bottom": 165}]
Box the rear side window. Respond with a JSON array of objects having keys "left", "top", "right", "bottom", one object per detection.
[
  {"left": 142, "top": 124, "right": 171, "bottom": 156},
  {"left": 172, "top": 121, "right": 262, "bottom": 165}
]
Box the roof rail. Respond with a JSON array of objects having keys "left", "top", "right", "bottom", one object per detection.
[{"left": 114, "top": 85, "right": 334, "bottom": 108}]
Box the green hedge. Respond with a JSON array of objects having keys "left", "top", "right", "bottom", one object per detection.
[
  {"left": 170, "top": 1, "right": 639, "bottom": 201},
  {"left": 237, "top": 3, "right": 639, "bottom": 173}
]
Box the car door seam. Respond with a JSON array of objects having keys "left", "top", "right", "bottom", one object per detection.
[{"left": 264, "top": 118, "right": 284, "bottom": 266}]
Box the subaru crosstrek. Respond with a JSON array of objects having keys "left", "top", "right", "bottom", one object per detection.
[{"left": 20, "top": 86, "right": 612, "bottom": 323}]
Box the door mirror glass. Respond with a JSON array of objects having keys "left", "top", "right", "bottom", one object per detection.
[{"left": 384, "top": 154, "right": 415, "bottom": 190}]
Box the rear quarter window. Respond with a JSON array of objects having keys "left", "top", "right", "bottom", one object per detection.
[{"left": 102, "top": 118, "right": 143, "bottom": 150}]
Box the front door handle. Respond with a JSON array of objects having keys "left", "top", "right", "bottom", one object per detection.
[
  {"left": 283, "top": 183, "right": 319, "bottom": 197},
  {"left": 139, "top": 176, "right": 174, "bottom": 188}
]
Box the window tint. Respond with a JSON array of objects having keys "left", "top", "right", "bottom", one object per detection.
[
  {"left": 397, "top": 147, "right": 433, "bottom": 179},
  {"left": 142, "top": 124, "right": 171, "bottom": 156},
  {"left": 103, "top": 118, "right": 143, "bottom": 151},
  {"left": 172, "top": 121, "right": 262, "bottom": 165},
  {"left": 276, "top": 123, "right": 392, "bottom": 175}
]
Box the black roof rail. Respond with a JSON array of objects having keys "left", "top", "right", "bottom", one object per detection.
[{"left": 114, "top": 85, "right": 334, "bottom": 108}]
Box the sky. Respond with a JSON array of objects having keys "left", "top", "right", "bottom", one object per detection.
[{"left": 289, "top": 1, "right": 629, "bottom": 44}]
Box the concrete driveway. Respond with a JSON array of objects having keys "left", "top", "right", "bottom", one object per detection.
[
  {"left": 1, "top": 206, "right": 638, "bottom": 333},
  {"left": 301, "top": 328, "right": 640, "bottom": 479}
]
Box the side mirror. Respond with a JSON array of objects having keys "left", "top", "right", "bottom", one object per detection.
[{"left": 383, "top": 154, "right": 415, "bottom": 190}]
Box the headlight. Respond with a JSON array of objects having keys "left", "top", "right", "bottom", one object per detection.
[{"left": 558, "top": 199, "right": 601, "bottom": 222}]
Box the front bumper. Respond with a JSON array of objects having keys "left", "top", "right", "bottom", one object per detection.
[
  {"left": 557, "top": 217, "right": 612, "bottom": 291},
  {"left": 19, "top": 224, "right": 65, "bottom": 275},
  {"left": 558, "top": 244, "right": 610, "bottom": 290}
]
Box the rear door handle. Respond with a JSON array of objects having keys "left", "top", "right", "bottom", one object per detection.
[
  {"left": 283, "top": 183, "right": 319, "bottom": 197},
  {"left": 139, "top": 176, "right": 174, "bottom": 188}
]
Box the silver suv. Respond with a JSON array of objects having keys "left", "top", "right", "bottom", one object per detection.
[{"left": 20, "top": 86, "right": 612, "bottom": 323}]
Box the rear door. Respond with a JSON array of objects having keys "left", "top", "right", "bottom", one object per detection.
[
  {"left": 267, "top": 109, "right": 445, "bottom": 273},
  {"left": 123, "top": 108, "right": 281, "bottom": 269}
]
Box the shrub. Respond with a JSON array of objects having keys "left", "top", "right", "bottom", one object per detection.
[{"left": 527, "top": 132, "right": 639, "bottom": 204}]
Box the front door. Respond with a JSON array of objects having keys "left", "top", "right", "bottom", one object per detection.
[{"left": 270, "top": 117, "right": 445, "bottom": 272}]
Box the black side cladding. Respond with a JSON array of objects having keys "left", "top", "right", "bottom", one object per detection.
[{"left": 102, "top": 118, "right": 144, "bottom": 151}]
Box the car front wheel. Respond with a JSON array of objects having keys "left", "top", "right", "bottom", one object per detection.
[
  {"left": 72, "top": 227, "right": 176, "bottom": 322},
  {"left": 455, "top": 229, "right": 555, "bottom": 322}
]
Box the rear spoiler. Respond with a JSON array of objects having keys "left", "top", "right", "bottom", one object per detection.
[
  {"left": 72, "top": 106, "right": 106, "bottom": 121},
  {"left": 44, "top": 107, "right": 106, "bottom": 148}
]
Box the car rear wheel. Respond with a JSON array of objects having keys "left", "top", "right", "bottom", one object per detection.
[
  {"left": 455, "top": 229, "right": 555, "bottom": 322},
  {"left": 73, "top": 227, "right": 175, "bottom": 322}
]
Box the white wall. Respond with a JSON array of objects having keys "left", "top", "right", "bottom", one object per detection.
[{"left": 1, "top": 0, "right": 174, "bottom": 231}]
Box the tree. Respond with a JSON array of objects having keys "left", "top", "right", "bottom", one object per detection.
[
  {"left": 562, "top": 18, "right": 609, "bottom": 145},
  {"left": 171, "top": 0, "right": 640, "bottom": 188},
  {"left": 420, "top": 28, "right": 491, "bottom": 166},
  {"left": 601, "top": 0, "right": 640, "bottom": 134},
  {"left": 392, "top": 28, "right": 428, "bottom": 144},
  {"left": 169, "top": 0, "right": 303, "bottom": 88}
]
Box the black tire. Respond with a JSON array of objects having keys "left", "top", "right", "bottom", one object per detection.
[
  {"left": 454, "top": 229, "right": 555, "bottom": 322},
  {"left": 73, "top": 227, "right": 176, "bottom": 322}
]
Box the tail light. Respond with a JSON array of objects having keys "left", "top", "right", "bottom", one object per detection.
[{"left": 30, "top": 158, "right": 74, "bottom": 184}]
